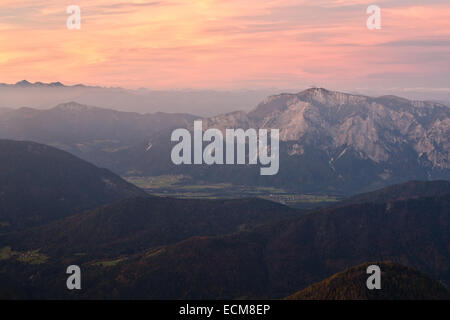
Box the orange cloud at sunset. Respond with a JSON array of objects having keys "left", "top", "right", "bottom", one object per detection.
[{"left": 0, "top": 0, "right": 449, "bottom": 90}]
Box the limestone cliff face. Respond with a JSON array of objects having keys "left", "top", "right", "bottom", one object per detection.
[{"left": 204, "top": 88, "right": 449, "bottom": 170}]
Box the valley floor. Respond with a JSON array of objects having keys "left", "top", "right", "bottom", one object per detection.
[{"left": 125, "top": 175, "right": 342, "bottom": 209}]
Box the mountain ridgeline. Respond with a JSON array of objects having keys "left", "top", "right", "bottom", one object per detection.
[
  {"left": 286, "top": 262, "right": 450, "bottom": 300},
  {"left": 337, "top": 180, "right": 450, "bottom": 206},
  {"left": 0, "top": 102, "right": 196, "bottom": 169},
  {"left": 0, "top": 102, "right": 196, "bottom": 144},
  {"left": 5, "top": 197, "right": 298, "bottom": 258},
  {"left": 159, "top": 88, "right": 449, "bottom": 194},
  {"left": 79, "top": 192, "right": 448, "bottom": 299},
  {"left": 0, "top": 80, "right": 274, "bottom": 116}
]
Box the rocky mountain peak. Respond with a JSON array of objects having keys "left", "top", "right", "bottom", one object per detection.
[
  {"left": 12, "top": 80, "right": 66, "bottom": 88},
  {"left": 202, "top": 88, "right": 449, "bottom": 169},
  {"left": 296, "top": 87, "right": 370, "bottom": 107},
  {"left": 52, "top": 102, "right": 98, "bottom": 112},
  {"left": 15, "top": 80, "right": 32, "bottom": 87}
]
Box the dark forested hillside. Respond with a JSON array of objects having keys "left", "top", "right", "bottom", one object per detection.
[
  {"left": 285, "top": 262, "right": 450, "bottom": 300},
  {"left": 0, "top": 140, "right": 146, "bottom": 230},
  {"left": 77, "top": 193, "right": 448, "bottom": 299},
  {"left": 5, "top": 197, "right": 297, "bottom": 257},
  {"left": 1, "top": 190, "right": 448, "bottom": 299},
  {"left": 339, "top": 180, "right": 450, "bottom": 206}
]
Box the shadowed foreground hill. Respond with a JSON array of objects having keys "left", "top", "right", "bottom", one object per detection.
[
  {"left": 0, "top": 197, "right": 298, "bottom": 299},
  {"left": 339, "top": 180, "right": 450, "bottom": 206},
  {"left": 6, "top": 197, "right": 298, "bottom": 257},
  {"left": 83, "top": 193, "right": 449, "bottom": 299},
  {"left": 1, "top": 181, "right": 449, "bottom": 299},
  {"left": 0, "top": 140, "right": 146, "bottom": 230},
  {"left": 286, "top": 262, "right": 450, "bottom": 300}
]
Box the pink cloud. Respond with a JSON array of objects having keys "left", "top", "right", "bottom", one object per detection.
[{"left": 0, "top": 0, "right": 448, "bottom": 89}]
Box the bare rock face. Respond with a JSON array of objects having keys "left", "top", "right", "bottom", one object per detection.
[
  {"left": 195, "top": 110, "right": 254, "bottom": 133},
  {"left": 205, "top": 88, "right": 449, "bottom": 170},
  {"left": 135, "top": 88, "right": 449, "bottom": 194}
]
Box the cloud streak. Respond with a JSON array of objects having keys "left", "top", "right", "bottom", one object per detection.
[{"left": 0, "top": 0, "right": 448, "bottom": 90}]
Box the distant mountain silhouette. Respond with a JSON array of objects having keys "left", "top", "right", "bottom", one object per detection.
[
  {"left": 14, "top": 80, "right": 64, "bottom": 88},
  {"left": 0, "top": 81, "right": 274, "bottom": 116},
  {"left": 286, "top": 262, "right": 450, "bottom": 300},
  {"left": 0, "top": 102, "right": 197, "bottom": 170},
  {"left": 0, "top": 80, "right": 87, "bottom": 88}
]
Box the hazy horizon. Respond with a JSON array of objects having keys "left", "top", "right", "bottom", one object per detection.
[{"left": 1, "top": 79, "right": 449, "bottom": 117}]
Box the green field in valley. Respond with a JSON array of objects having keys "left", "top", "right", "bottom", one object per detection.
[
  {"left": 0, "top": 246, "right": 48, "bottom": 264},
  {"left": 125, "top": 175, "right": 341, "bottom": 209}
]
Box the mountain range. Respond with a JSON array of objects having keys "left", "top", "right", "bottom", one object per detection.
[
  {"left": 193, "top": 88, "right": 449, "bottom": 189},
  {"left": 107, "top": 88, "right": 450, "bottom": 194},
  {"left": 0, "top": 101, "right": 195, "bottom": 144},
  {"left": 0, "top": 80, "right": 275, "bottom": 116},
  {"left": 0, "top": 84, "right": 449, "bottom": 300},
  {"left": 1, "top": 88, "right": 449, "bottom": 195}
]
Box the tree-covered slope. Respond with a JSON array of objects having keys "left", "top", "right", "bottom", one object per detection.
[
  {"left": 0, "top": 140, "right": 146, "bottom": 230},
  {"left": 286, "top": 262, "right": 450, "bottom": 300}
]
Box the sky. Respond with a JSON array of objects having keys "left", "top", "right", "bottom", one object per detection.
[{"left": 0, "top": 0, "right": 449, "bottom": 91}]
